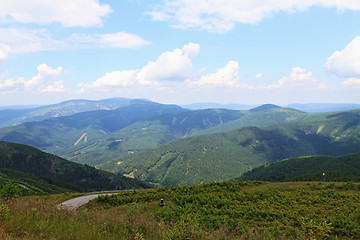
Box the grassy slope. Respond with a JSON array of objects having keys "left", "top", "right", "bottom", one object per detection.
[
  {"left": 239, "top": 153, "right": 360, "bottom": 182},
  {"left": 100, "top": 109, "right": 360, "bottom": 186},
  {"left": 2, "top": 181, "right": 359, "bottom": 239},
  {"left": 0, "top": 141, "right": 150, "bottom": 191}
]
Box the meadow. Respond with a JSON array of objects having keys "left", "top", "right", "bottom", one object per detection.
[{"left": 1, "top": 181, "right": 360, "bottom": 239}]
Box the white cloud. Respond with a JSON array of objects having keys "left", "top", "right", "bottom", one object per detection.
[
  {"left": 78, "top": 70, "right": 136, "bottom": 93},
  {"left": 0, "top": 0, "right": 111, "bottom": 27},
  {"left": 148, "top": 0, "right": 360, "bottom": 32},
  {"left": 0, "top": 28, "right": 150, "bottom": 54},
  {"left": 325, "top": 36, "right": 360, "bottom": 77},
  {"left": 189, "top": 60, "right": 251, "bottom": 88},
  {"left": 41, "top": 80, "right": 66, "bottom": 93},
  {"left": 25, "top": 64, "right": 63, "bottom": 88},
  {"left": 137, "top": 43, "right": 199, "bottom": 85},
  {"left": 78, "top": 43, "right": 200, "bottom": 91},
  {"left": 94, "top": 70, "right": 136, "bottom": 88},
  {"left": 256, "top": 73, "right": 263, "bottom": 78},
  {"left": 69, "top": 32, "right": 151, "bottom": 49},
  {"left": 182, "top": 42, "right": 200, "bottom": 58},
  {"left": 343, "top": 77, "right": 360, "bottom": 86},
  {"left": 0, "top": 76, "right": 24, "bottom": 90},
  {"left": 265, "top": 67, "right": 325, "bottom": 89},
  {"left": 0, "top": 43, "right": 11, "bottom": 65},
  {"left": 0, "top": 28, "right": 65, "bottom": 54}
]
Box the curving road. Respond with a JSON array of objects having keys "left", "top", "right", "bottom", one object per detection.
[{"left": 58, "top": 190, "right": 133, "bottom": 210}]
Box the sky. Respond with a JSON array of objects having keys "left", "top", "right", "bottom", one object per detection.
[{"left": 0, "top": 0, "right": 360, "bottom": 106}]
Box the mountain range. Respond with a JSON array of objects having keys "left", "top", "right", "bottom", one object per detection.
[
  {"left": 0, "top": 97, "right": 359, "bottom": 188},
  {"left": 0, "top": 97, "right": 144, "bottom": 128},
  {"left": 100, "top": 109, "right": 360, "bottom": 186}
]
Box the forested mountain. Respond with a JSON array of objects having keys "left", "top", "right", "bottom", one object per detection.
[
  {"left": 0, "top": 168, "right": 74, "bottom": 195},
  {"left": 0, "top": 141, "right": 150, "bottom": 191},
  {"left": 0, "top": 97, "right": 144, "bottom": 128},
  {"left": 192, "top": 107, "right": 311, "bottom": 136},
  {"left": 181, "top": 102, "right": 253, "bottom": 110},
  {"left": 61, "top": 108, "right": 245, "bottom": 165},
  {"left": 239, "top": 153, "right": 360, "bottom": 182},
  {"left": 99, "top": 109, "right": 360, "bottom": 186},
  {"left": 0, "top": 100, "right": 185, "bottom": 155}
]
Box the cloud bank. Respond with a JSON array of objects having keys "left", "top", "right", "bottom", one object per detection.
[
  {"left": 0, "top": 0, "right": 111, "bottom": 27},
  {"left": 148, "top": 0, "right": 360, "bottom": 32}
]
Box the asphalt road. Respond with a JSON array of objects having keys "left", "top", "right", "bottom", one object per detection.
[{"left": 58, "top": 190, "right": 133, "bottom": 210}]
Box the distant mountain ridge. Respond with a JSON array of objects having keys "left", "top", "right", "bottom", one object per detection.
[
  {"left": 0, "top": 100, "right": 185, "bottom": 154},
  {"left": 249, "top": 104, "right": 282, "bottom": 112},
  {"left": 0, "top": 97, "right": 140, "bottom": 127},
  {"left": 181, "top": 102, "right": 253, "bottom": 110},
  {"left": 286, "top": 103, "right": 360, "bottom": 113}
]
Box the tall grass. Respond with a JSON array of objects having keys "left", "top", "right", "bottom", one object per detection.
[{"left": 0, "top": 193, "right": 302, "bottom": 240}]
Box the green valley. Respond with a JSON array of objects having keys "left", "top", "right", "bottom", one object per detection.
[{"left": 100, "top": 109, "right": 360, "bottom": 186}]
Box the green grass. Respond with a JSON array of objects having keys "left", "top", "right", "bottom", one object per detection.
[{"left": 1, "top": 181, "right": 360, "bottom": 239}]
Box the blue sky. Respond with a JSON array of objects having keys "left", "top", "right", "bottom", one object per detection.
[{"left": 0, "top": 0, "right": 360, "bottom": 106}]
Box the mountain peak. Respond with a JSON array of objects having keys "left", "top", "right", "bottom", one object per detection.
[{"left": 249, "top": 104, "right": 282, "bottom": 112}]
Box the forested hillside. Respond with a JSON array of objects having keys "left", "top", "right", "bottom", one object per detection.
[
  {"left": 62, "top": 108, "right": 245, "bottom": 165},
  {"left": 100, "top": 109, "right": 360, "bottom": 186},
  {"left": 0, "top": 100, "right": 185, "bottom": 154},
  {"left": 239, "top": 153, "right": 360, "bottom": 182},
  {"left": 0, "top": 141, "right": 150, "bottom": 191}
]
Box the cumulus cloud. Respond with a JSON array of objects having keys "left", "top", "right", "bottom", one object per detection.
[
  {"left": 0, "top": 75, "right": 24, "bottom": 91},
  {"left": 189, "top": 60, "right": 251, "bottom": 88},
  {"left": 256, "top": 73, "right": 263, "bottom": 78},
  {"left": 41, "top": 80, "right": 66, "bottom": 93},
  {"left": 93, "top": 70, "right": 136, "bottom": 89},
  {"left": 137, "top": 42, "right": 199, "bottom": 84},
  {"left": 25, "top": 64, "right": 63, "bottom": 88},
  {"left": 0, "top": 43, "right": 11, "bottom": 65},
  {"left": 79, "top": 43, "right": 200, "bottom": 90},
  {"left": 148, "top": 0, "right": 360, "bottom": 32},
  {"left": 265, "top": 67, "right": 325, "bottom": 89},
  {"left": 343, "top": 77, "right": 360, "bottom": 86},
  {"left": 325, "top": 36, "right": 360, "bottom": 77},
  {"left": 0, "top": 0, "right": 111, "bottom": 27}
]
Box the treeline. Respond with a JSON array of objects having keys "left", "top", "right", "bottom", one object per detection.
[{"left": 239, "top": 153, "right": 360, "bottom": 182}]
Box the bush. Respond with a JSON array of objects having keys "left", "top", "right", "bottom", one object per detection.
[
  {"left": 0, "top": 181, "right": 22, "bottom": 200},
  {"left": 0, "top": 202, "right": 10, "bottom": 221}
]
